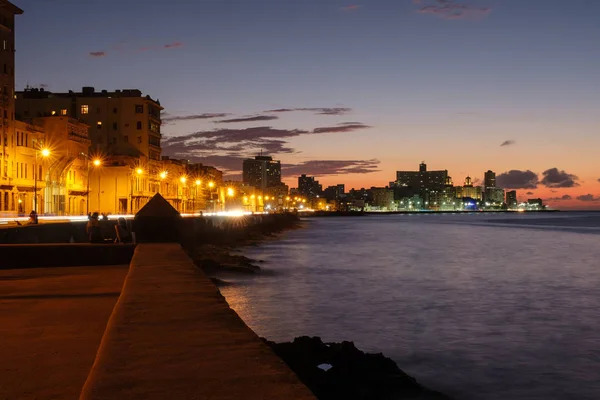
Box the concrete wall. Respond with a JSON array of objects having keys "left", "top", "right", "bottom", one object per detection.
[
  {"left": 0, "top": 244, "right": 135, "bottom": 269},
  {"left": 80, "top": 243, "right": 315, "bottom": 400}
]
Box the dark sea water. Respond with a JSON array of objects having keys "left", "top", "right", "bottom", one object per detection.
[{"left": 219, "top": 212, "right": 600, "bottom": 400}]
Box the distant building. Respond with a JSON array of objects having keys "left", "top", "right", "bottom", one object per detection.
[
  {"left": 527, "top": 198, "right": 544, "bottom": 208},
  {"left": 16, "top": 86, "right": 163, "bottom": 161},
  {"left": 242, "top": 155, "right": 281, "bottom": 192},
  {"left": 506, "top": 190, "right": 517, "bottom": 208},
  {"left": 297, "top": 174, "right": 322, "bottom": 199},
  {"left": 323, "top": 184, "right": 345, "bottom": 201},
  {"left": 393, "top": 162, "right": 448, "bottom": 203},
  {"left": 483, "top": 170, "right": 504, "bottom": 205},
  {"left": 484, "top": 170, "right": 496, "bottom": 189},
  {"left": 456, "top": 176, "right": 482, "bottom": 200},
  {"left": 369, "top": 187, "right": 394, "bottom": 210}
]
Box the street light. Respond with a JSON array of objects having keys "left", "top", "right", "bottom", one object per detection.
[
  {"left": 131, "top": 168, "right": 144, "bottom": 214},
  {"left": 34, "top": 147, "right": 50, "bottom": 213},
  {"left": 86, "top": 158, "right": 102, "bottom": 214},
  {"left": 194, "top": 179, "right": 201, "bottom": 212}
]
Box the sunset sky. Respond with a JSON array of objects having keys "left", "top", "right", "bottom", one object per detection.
[{"left": 14, "top": 0, "right": 600, "bottom": 208}]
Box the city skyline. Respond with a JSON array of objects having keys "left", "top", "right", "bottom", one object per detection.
[{"left": 13, "top": 0, "right": 600, "bottom": 209}]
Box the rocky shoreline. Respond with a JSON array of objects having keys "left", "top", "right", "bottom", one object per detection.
[
  {"left": 265, "top": 336, "right": 453, "bottom": 400},
  {"left": 188, "top": 213, "right": 453, "bottom": 399}
]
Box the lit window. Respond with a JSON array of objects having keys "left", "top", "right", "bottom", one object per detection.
[
  {"left": 97, "top": 121, "right": 102, "bottom": 129},
  {"left": 81, "top": 105, "right": 89, "bottom": 114},
  {"left": 60, "top": 109, "right": 67, "bottom": 116},
  {"left": 51, "top": 110, "right": 56, "bottom": 115}
]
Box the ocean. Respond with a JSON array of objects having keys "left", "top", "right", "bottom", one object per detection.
[{"left": 219, "top": 212, "right": 600, "bottom": 400}]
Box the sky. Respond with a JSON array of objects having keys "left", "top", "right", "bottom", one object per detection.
[{"left": 14, "top": 0, "right": 600, "bottom": 209}]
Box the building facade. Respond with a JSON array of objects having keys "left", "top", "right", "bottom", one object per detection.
[
  {"left": 242, "top": 155, "right": 282, "bottom": 192},
  {"left": 297, "top": 174, "right": 322, "bottom": 199},
  {"left": 394, "top": 162, "right": 448, "bottom": 202},
  {"left": 456, "top": 176, "right": 483, "bottom": 200},
  {"left": 16, "top": 86, "right": 163, "bottom": 161},
  {"left": 32, "top": 116, "right": 91, "bottom": 215}
]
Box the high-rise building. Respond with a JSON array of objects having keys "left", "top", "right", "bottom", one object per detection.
[
  {"left": 393, "top": 162, "right": 448, "bottom": 203},
  {"left": 297, "top": 174, "right": 322, "bottom": 199},
  {"left": 483, "top": 170, "right": 504, "bottom": 204},
  {"left": 506, "top": 190, "right": 518, "bottom": 208},
  {"left": 16, "top": 87, "right": 163, "bottom": 161},
  {"left": 242, "top": 155, "right": 281, "bottom": 191},
  {"left": 484, "top": 170, "right": 496, "bottom": 189}
]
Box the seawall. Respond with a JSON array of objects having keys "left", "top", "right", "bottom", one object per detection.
[{"left": 80, "top": 243, "right": 316, "bottom": 400}]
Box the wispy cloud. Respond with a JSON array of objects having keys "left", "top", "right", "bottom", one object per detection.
[
  {"left": 162, "top": 113, "right": 230, "bottom": 122},
  {"left": 541, "top": 168, "right": 579, "bottom": 188},
  {"left": 414, "top": 0, "right": 492, "bottom": 20},
  {"left": 341, "top": 4, "right": 361, "bottom": 11},
  {"left": 265, "top": 107, "right": 352, "bottom": 116},
  {"left": 164, "top": 42, "right": 184, "bottom": 49},
  {"left": 545, "top": 194, "right": 572, "bottom": 201},
  {"left": 162, "top": 122, "right": 370, "bottom": 172},
  {"left": 500, "top": 140, "right": 515, "bottom": 147},
  {"left": 283, "top": 159, "right": 380, "bottom": 176},
  {"left": 313, "top": 123, "right": 371, "bottom": 133},
  {"left": 576, "top": 194, "right": 600, "bottom": 202},
  {"left": 216, "top": 115, "right": 279, "bottom": 124},
  {"left": 90, "top": 41, "right": 184, "bottom": 57}
]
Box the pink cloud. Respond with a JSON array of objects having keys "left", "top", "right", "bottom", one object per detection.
[
  {"left": 164, "top": 42, "right": 184, "bottom": 49},
  {"left": 89, "top": 51, "right": 106, "bottom": 57},
  {"left": 341, "top": 4, "right": 361, "bottom": 11},
  {"left": 414, "top": 0, "right": 492, "bottom": 20}
]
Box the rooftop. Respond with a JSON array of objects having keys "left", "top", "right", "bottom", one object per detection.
[{"left": 17, "top": 86, "right": 161, "bottom": 106}]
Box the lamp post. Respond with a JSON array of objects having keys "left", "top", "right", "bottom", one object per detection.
[
  {"left": 34, "top": 147, "right": 50, "bottom": 213},
  {"left": 227, "top": 187, "right": 234, "bottom": 211},
  {"left": 179, "top": 176, "right": 187, "bottom": 213},
  {"left": 208, "top": 181, "right": 215, "bottom": 213},
  {"left": 131, "top": 168, "right": 143, "bottom": 214},
  {"left": 86, "top": 158, "right": 101, "bottom": 215},
  {"left": 194, "top": 179, "right": 201, "bottom": 213},
  {"left": 159, "top": 171, "right": 167, "bottom": 195}
]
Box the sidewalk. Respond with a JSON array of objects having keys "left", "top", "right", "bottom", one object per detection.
[{"left": 0, "top": 265, "right": 129, "bottom": 400}]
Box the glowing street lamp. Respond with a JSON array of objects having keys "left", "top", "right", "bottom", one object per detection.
[
  {"left": 195, "top": 179, "right": 201, "bottom": 186},
  {"left": 160, "top": 171, "right": 168, "bottom": 180},
  {"left": 208, "top": 181, "right": 215, "bottom": 188},
  {"left": 180, "top": 176, "right": 187, "bottom": 184},
  {"left": 34, "top": 147, "right": 50, "bottom": 213},
  {"left": 136, "top": 168, "right": 143, "bottom": 175},
  {"left": 227, "top": 187, "right": 235, "bottom": 197}
]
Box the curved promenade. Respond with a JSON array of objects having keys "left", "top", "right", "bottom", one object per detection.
[{"left": 80, "top": 243, "right": 316, "bottom": 400}]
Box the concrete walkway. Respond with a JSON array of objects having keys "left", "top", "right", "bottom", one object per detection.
[
  {"left": 80, "top": 243, "right": 316, "bottom": 400},
  {"left": 0, "top": 265, "right": 129, "bottom": 400}
]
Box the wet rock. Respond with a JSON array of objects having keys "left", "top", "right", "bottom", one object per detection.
[{"left": 264, "top": 336, "right": 453, "bottom": 400}]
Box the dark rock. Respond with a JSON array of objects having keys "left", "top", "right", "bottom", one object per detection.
[
  {"left": 209, "top": 277, "right": 231, "bottom": 286},
  {"left": 264, "top": 336, "right": 453, "bottom": 400}
]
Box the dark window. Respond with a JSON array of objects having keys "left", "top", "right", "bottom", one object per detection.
[
  {"left": 112, "top": 122, "right": 117, "bottom": 130},
  {"left": 3, "top": 64, "right": 6, "bottom": 74},
  {"left": 113, "top": 107, "right": 118, "bottom": 113},
  {"left": 136, "top": 121, "right": 142, "bottom": 130},
  {"left": 135, "top": 105, "right": 144, "bottom": 113},
  {"left": 137, "top": 136, "right": 142, "bottom": 144},
  {"left": 96, "top": 107, "right": 101, "bottom": 113},
  {"left": 123, "top": 136, "right": 128, "bottom": 143}
]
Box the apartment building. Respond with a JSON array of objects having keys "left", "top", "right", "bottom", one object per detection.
[{"left": 15, "top": 86, "right": 163, "bottom": 161}]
